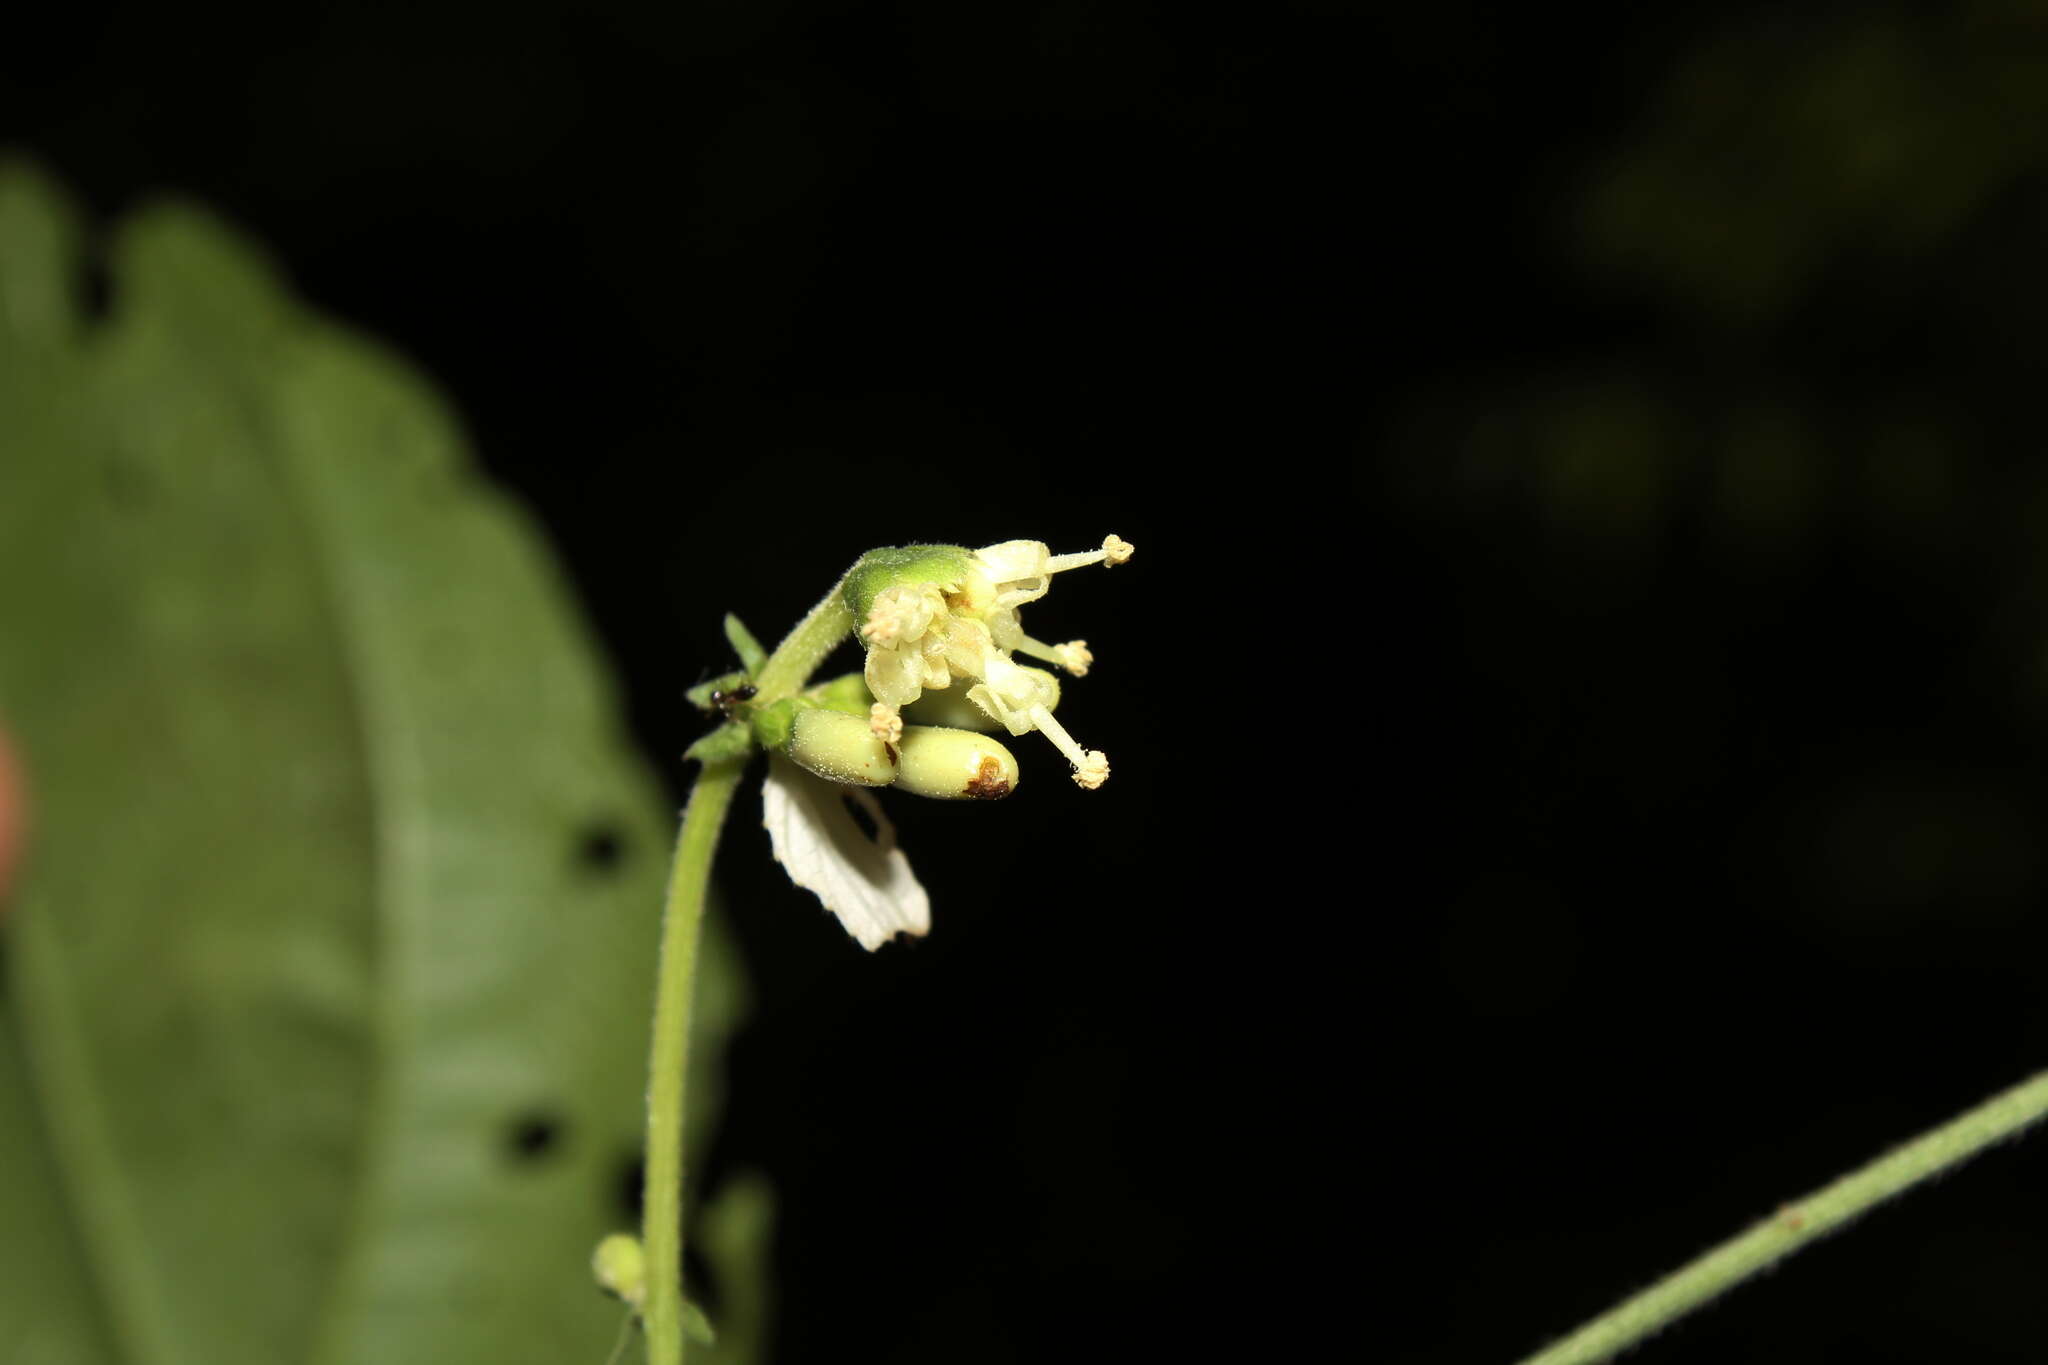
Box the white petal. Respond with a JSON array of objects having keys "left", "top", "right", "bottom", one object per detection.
[
  {"left": 973, "top": 539, "right": 1049, "bottom": 581},
  {"left": 761, "top": 758, "right": 931, "bottom": 951}
]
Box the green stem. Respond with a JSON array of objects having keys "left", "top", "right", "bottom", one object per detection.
[
  {"left": 752, "top": 581, "right": 853, "bottom": 702},
  {"left": 1519, "top": 1070, "right": 2048, "bottom": 1365},
  {"left": 640, "top": 583, "right": 856, "bottom": 1364},
  {"left": 640, "top": 756, "right": 745, "bottom": 1365}
]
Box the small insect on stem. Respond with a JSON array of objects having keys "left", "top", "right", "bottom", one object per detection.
[{"left": 709, "top": 684, "right": 757, "bottom": 718}]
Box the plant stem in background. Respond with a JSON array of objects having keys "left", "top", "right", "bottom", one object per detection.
[
  {"left": 640, "top": 756, "right": 746, "bottom": 1365},
  {"left": 1519, "top": 1070, "right": 2048, "bottom": 1365}
]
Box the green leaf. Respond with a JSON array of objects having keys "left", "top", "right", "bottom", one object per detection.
[
  {"left": 681, "top": 1300, "right": 716, "bottom": 1346},
  {"left": 694, "top": 1173, "right": 775, "bottom": 1365},
  {"left": 722, "top": 615, "right": 767, "bottom": 675},
  {"left": 683, "top": 722, "right": 756, "bottom": 765},
  {"left": 0, "top": 159, "right": 765, "bottom": 1365}
]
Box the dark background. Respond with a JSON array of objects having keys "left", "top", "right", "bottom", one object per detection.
[{"left": 11, "top": 3, "right": 2048, "bottom": 1361}]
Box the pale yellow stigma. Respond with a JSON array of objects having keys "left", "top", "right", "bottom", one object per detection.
[
  {"left": 1026, "top": 702, "right": 1110, "bottom": 790},
  {"left": 1102, "top": 533, "right": 1134, "bottom": 565},
  {"left": 869, "top": 701, "right": 904, "bottom": 744}
]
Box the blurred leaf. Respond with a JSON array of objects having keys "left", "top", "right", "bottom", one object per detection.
[
  {"left": 0, "top": 159, "right": 763, "bottom": 1364},
  {"left": 694, "top": 1172, "right": 774, "bottom": 1365},
  {"left": 1574, "top": 14, "right": 2048, "bottom": 325}
]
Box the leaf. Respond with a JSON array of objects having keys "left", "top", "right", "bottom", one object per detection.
[
  {"left": 682, "top": 1300, "right": 717, "bottom": 1346},
  {"left": 693, "top": 1173, "right": 774, "bottom": 1364},
  {"left": 761, "top": 757, "right": 929, "bottom": 950},
  {"left": 0, "top": 158, "right": 764, "bottom": 1365},
  {"left": 722, "top": 615, "right": 767, "bottom": 675}
]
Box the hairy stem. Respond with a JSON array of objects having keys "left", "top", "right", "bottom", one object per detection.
[
  {"left": 1519, "top": 1070, "right": 2048, "bottom": 1365},
  {"left": 640, "top": 756, "right": 745, "bottom": 1365},
  {"left": 641, "top": 582, "right": 855, "bottom": 1363},
  {"left": 752, "top": 580, "right": 854, "bottom": 702}
]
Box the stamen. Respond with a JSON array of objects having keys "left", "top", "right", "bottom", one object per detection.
[
  {"left": 1014, "top": 635, "right": 1094, "bottom": 676},
  {"left": 870, "top": 702, "right": 904, "bottom": 744},
  {"left": 1026, "top": 703, "right": 1110, "bottom": 788},
  {"left": 862, "top": 584, "right": 941, "bottom": 645},
  {"left": 862, "top": 602, "right": 903, "bottom": 644},
  {"left": 1043, "top": 535, "right": 1133, "bottom": 574}
]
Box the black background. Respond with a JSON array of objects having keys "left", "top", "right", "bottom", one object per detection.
[{"left": 11, "top": 3, "right": 2048, "bottom": 1361}]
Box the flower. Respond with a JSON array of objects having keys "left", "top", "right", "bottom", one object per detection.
[
  {"left": 708, "top": 534, "right": 1134, "bottom": 950},
  {"left": 851, "top": 534, "right": 1132, "bottom": 790}
]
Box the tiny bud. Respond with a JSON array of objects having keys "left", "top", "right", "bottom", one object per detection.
[
  {"left": 592, "top": 1233, "right": 647, "bottom": 1309},
  {"left": 895, "top": 726, "right": 1021, "bottom": 800},
  {"left": 788, "top": 707, "right": 899, "bottom": 786}
]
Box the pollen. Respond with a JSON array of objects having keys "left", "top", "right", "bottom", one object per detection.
[
  {"left": 862, "top": 606, "right": 901, "bottom": 644},
  {"left": 862, "top": 583, "right": 942, "bottom": 646}
]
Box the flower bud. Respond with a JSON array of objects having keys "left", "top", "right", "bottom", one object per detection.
[
  {"left": 592, "top": 1232, "right": 647, "bottom": 1309},
  {"left": 894, "top": 725, "right": 1020, "bottom": 800},
  {"left": 787, "top": 706, "right": 898, "bottom": 786}
]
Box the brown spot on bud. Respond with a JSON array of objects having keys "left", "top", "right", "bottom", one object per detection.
[{"left": 963, "top": 754, "right": 1013, "bottom": 800}]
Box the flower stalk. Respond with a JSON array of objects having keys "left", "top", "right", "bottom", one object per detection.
[{"left": 639, "top": 755, "right": 745, "bottom": 1365}]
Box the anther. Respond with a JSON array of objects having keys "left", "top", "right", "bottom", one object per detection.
[
  {"left": 870, "top": 701, "right": 904, "bottom": 744},
  {"left": 1026, "top": 703, "right": 1110, "bottom": 789},
  {"left": 1044, "top": 534, "right": 1136, "bottom": 575}
]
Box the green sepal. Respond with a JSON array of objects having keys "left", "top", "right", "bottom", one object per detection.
[
  {"left": 838, "top": 544, "right": 974, "bottom": 622},
  {"left": 683, "top": 721, "right": 754, "bottom": 764},
  {"left": 682, "top": 1300, "right": 716, "bottom": 1346},
  {"left": 748, "top": 696, "right": 803, "bottom": 751},
  {"left": 685, "top": 670, "right": 750, "bottom": 714},
  {"left": 805, "top": 671, "right": 873, "bottom": 717},
  {"left": 722, "top": 613, "right": 767, "bottom": 674}
]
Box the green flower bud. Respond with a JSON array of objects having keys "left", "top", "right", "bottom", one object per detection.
[
  {"left": 787, "top": 706, "right": 899, "bottom": 786},
  {"left": 894, "top": 725, "right": 1020, "bottom": 800},
  {"left": 592, "top": 1232, "right": 646, "bottom": 1309}
]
